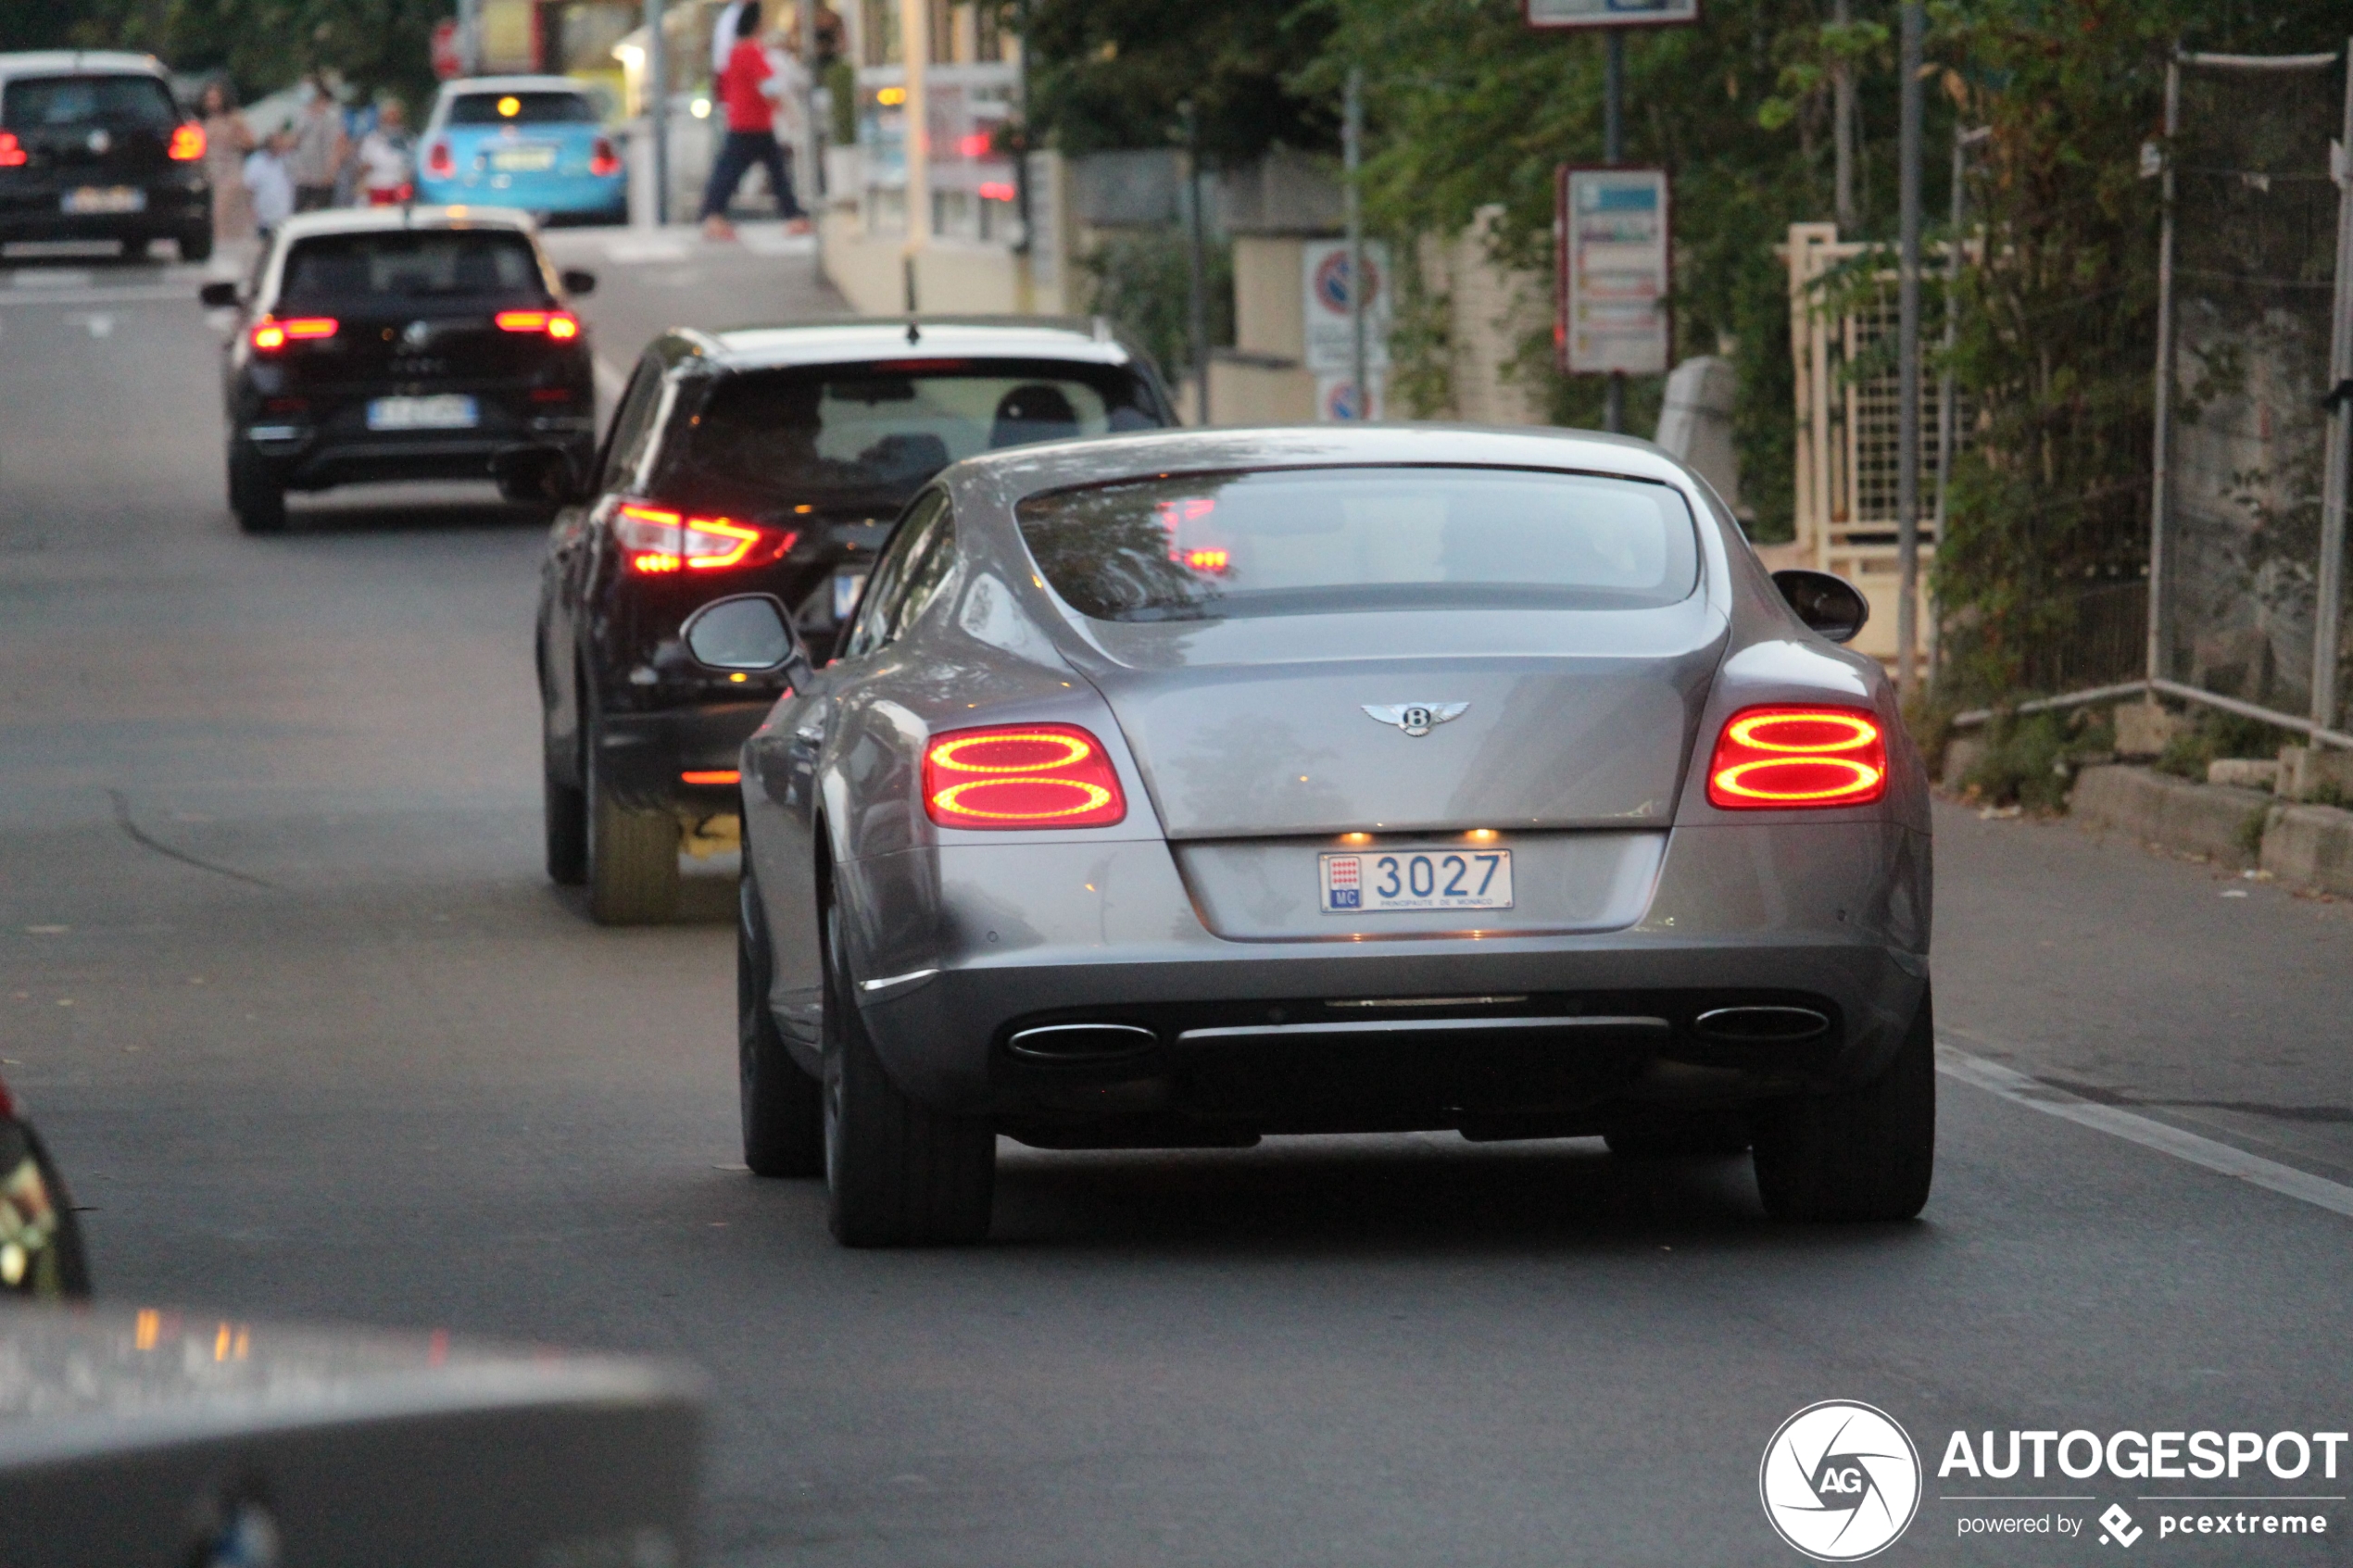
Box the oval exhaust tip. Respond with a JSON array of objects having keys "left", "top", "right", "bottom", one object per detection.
[
  {"left": 1006, "top": 1022, "right": 1160, "bottom": 1063},
  {"left": 1691, "top": 1005, "right": 1831, "bottom": 1044}
]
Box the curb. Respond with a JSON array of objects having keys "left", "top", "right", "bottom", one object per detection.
[{"left": 2069, "top": 765, "right": 2353, "bottom": 895}]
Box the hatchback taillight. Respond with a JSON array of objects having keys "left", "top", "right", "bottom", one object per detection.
[
  {"left": 249, "top": 315, "right": 337, "bottom": 352},
  {"left": 0, "top": 132, "right": 27, "bottom": 168},
  {"left": 615, "top": 502, "right": 794, "bottom": 573},
  {"left": 1705, "top": 706, "right": 1888, "bottom": 809},
  {"left": 425, "top": 140, "right": 455, "bottom": 178},
  {"left": 496, "top": 308, "right": 580, "bottom": 340},
  {"left": 589, "top": 136, "right": 622, "bottom": 177},
  {"left": 923, "top": 725, "right": 1127, "bottom": 829},
  {"left": 168, "top": 122, "right": 206, "bottom": 160}
]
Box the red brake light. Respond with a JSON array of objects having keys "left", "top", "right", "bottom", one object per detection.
[
  {"left": 1706, "top": 706, "right": 1888, "bottom": 809},
  {"left": 681, "top": 770, "right": 740, "bottom": 785},
  {"left": 924, "top": 724, "right": 1127, "bottom": 829},
  {"left": 497, "top": 309, "right": 580, "bottom": 340},
  {"left": 168, "top": 121, "right": 206, "bottom": 160},
  {"left": 589, "top": 136, "right": 622, "bottom": 177},
  {"left": 0, "top": 132, "right": 23, "bottom": 167},
  {"left": 0, "top": 1072, "right": 14, "bottom": 1119},
  {"left": 426, "top": 139, "right": 455, "bottom": 178},
  {"left": 249, "top": 316, "right": 336, "bottom": 352},
  {"left": 615, "top": 502, "right": 795, "bottom": 573}
]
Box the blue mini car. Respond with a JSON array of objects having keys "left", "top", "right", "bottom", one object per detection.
[{"left": 418, "top": 76, "right": 625, "bottom": 224}]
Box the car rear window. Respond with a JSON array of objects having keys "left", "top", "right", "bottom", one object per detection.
[
  {"left": 446, "top": 92, "right": 598, "bottom": 126},
  {"left": 1016, "top": 466, "right": 1701, "bottom": 621},
  {"left": 657, "top": 361, "right": 1164, "bottom": 510},
  {"left": 2, "top": 75, "right": 179, "bottom": 131},
  {"left": 278, "top": 231, "right": 546, "bottom": 306}
]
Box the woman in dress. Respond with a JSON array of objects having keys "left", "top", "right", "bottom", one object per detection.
[{"left": 198, "top": 81, "right": 257, "bottom": 245}]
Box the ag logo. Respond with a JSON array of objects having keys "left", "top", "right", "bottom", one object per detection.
[{"left": 1759, "top": 1400, "right": 1921, "bottom": 1562}]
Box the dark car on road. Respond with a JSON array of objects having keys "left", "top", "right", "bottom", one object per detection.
[
  {"left": 0, "top": 51, "right": 211, "bottom": 260},
  {"left": 531, "top": 319, "right": 1176, "bottom": 924},
  {"left": 0, "top": 1068, "right": 90, "bottom": 1300},
  {"left": 200, "top": 206, "right": 598, "bottom": 533}
]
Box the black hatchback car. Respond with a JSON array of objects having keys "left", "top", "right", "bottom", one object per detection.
[
  {"left": 532, "top": 319, "right": 1176, "bottom": 922},
  {"left": 201, "top": 207, "right": 598, "bottom": 533},
  {"left": 0, "top": 51, "right": 211, "bottom": 259}
]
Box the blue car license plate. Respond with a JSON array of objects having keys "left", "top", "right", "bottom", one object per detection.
[{"left": 1320, "top": 849, "right": 1513, "bottom": 913}]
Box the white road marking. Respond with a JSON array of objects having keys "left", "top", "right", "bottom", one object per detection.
[
  {"left": 1938, "top": 1044, "right": 2353, "bottom": 1221},
  {"left": 602, "top": 234, "right": 690, "bottom": 264},
  {"left": 65, "top": 312, "right": 114, "bottom": 338},
  {"left": 7, "top": 269, "right": 93, "bottom": 288},
  {"left": 0, "top": 286, "right": 195, "bottom": 308}
]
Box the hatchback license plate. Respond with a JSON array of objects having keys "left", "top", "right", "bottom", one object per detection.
[
  {"left": 367, "top": 395, "right": 478, "bottom": 431},
  {"left": 491, "top": 145, "right": 559, "bottom": 171},
  {"left": 63, "top": 186, "right": 145, "bottom": 214},
  {"left": 1320, "top": 849, "right": 1513, "bottom": 913}
]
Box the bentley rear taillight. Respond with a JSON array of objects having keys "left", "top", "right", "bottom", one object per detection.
[
  {"left": 615, "top": 502, "right": 795, "bottom": 573},
  {"left": 924, "top": 725, "right": 1126, "bottom": 829},
  {"left": 168, "top": 122, "right": 206, "bottom": 160},
  {"left": 1706, "top": 706, "right": 1887, "bottom": 809}
]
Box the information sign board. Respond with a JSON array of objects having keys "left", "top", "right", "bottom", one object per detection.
[
  {"left": 1525, "top": 0, "right": 1700, "bottom": 28},
  {"left": 1556, "top": 166, "right": 1671, "bottom": 376}
]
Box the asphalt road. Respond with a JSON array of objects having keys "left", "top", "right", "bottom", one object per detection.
[{"left": 3, "top": 232, "right": 2350, "bottom": 1567}]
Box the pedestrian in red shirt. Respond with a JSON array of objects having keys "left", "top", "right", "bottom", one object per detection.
[{"left": 698, "top": 1, "right": 805, "bottom": 239}]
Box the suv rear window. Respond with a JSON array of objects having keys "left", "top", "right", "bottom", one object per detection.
[
  {"left": 658, "top": 361, "right": 1164, "bottom": 510},
  {"left": 1016, "top": 466, "right": 1701, "bottom": 621},
  {"left": 2, "top": 75, "right": 179, "bottom": 131},
  {"left": 446, "top": 92, "right": 598, "bottom": 125},
  {"left": 279, "top": 231, "right": 545, "bottom": 306}
]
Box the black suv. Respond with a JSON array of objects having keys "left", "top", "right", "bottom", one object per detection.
[
  {"left": 0, "top": 52, "right": 210, "bottom": 259},
  {"left": 531, "top": 319, "right": 1176, "bottom": 922},
  {"left": 201, "top": 207, "right": 598, "bottom": 533}
]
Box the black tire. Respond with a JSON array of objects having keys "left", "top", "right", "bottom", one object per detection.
[
  {"left": 1751, "top": 988, "right": 1936, "bottom": 1222},
  {"left": 179, "top": 229, "right": 213, "bottom": 262},
  {"left": 227, "top": 449, "right": 286, "bottom": 534},
  {"left": 740, "top": 866, "right": 822, "bottom": 1176},
  {"left": 121, "top": 235, "right": 151, "bottom": 259},
  {"left": 1604, "top": 1110, "right": 1752, "bottom": 1160},
  {"left": 585, "top": 748, "right": 679, "bottom": 924},
  {"left": 544, "top": 764, "right": 587, "bottom": 885},
  {"left": 822, "top": 898, "right": 993, "bottom": 1246}
]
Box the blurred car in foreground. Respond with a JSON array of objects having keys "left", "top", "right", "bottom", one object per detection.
[
  {"left": 0, "top": 51, "right": 211, "bottom": 260},
  {"left": 417, "top": 77, "right": 626, "bottom": 225},
  {"left": 527, "top": 318, "right": 1176, "bottom": 923},
  {"left": 0, "top": 1305, "right": 698, "bottom": 1566},
  {"left": 0, "top": 1069, "right": 88, "bottom": 1302},
  {"left": 684, "top": 424, "right": 1933, "bottom": 1246},
  {"left": 200, "top": 206, "right": 598, "bottom": 533}
]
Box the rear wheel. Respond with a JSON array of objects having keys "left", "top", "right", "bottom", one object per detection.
[
  {"left": 178, "top": 229, "right": 213, "bottom": 262},
  {"left": 121, "top": 235, "right": 150, "bottom": 259},
  {"left": 823, "top": 897, "right": 993, "bottom": 1246},
  {"left": 544, "top": 765, "right": 587, "bottom": 885},
  {"left": 585, "top": 743, "right": 679, "bottom": 924},
  {"left": 1751, "top": 988, "right": 1935, "bottom": 1222},
  {"left": 227, "top": 448, "right": 285, "bottom": 534},
  {"left": 740, "top": 865, "right": 822, "bottom": 1176}
]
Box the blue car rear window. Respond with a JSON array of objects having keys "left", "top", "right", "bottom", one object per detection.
[{"left": 445, "top": 92, "right": 598, "bottom": 126}]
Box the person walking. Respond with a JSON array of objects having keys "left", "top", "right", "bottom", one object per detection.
[
  {"left": 285, "top": 77, "right": 347, "bottom": 213},
  {"left": 244, "top": 130, "right": 296, "bottom": 241},
  {"left": 698, "top": 2, "right": 804, "bottom": 240},
  {"left": 196, "top": 81, "right": 257, "bottom": 245},
  {"left": 354, "top": 99, "right": 414, "bottom": 206}
]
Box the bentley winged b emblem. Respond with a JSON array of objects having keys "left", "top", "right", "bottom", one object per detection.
[{"left": 1362, "top": 702, "right": 1469, "bottom": 738}]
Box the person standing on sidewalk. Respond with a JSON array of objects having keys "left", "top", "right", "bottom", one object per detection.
[
  {"left": 698, "top": 2, "right": 805, "bottom": 240},
  {"left": 196, "top": 81, "right": 257, "bottom": 245},
  {"left": 245, "top": 130, "right": 296, "bottom": 240},
  {"left": 286, "top": 77, "right": 347, "bottom": 213},
  {"left": 354, "top": 99, "right": 414, "bottom": 206}
]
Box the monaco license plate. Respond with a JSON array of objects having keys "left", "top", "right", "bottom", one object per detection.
[
  {"left": 491, "top": 144, "right": 559, "bottom": 172},
  {"left": 63, "top": 186, "right": 145, "bottom": 214},
  {"left": 1320, "top": 849, "right": 1513, "bottom": 914},
  {"left": 367, "top": 395, "right": 478, "bottom": 432}
]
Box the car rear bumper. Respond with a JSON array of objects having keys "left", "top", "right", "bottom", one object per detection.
[
  {"left": 0, "top": 179, "right": 209, "bottom": 241},
  {"left": 415, "top": 173, "right": 625, "bottom": 217},
  {"left": 241, "top": 425, "right": 594, "bottom": 492},
  {"left": 830, "top": 821, "right": 1932, "bottom": 1132},
  {"left": 594, "top": 699, "right": 772, "bottom": 814}
]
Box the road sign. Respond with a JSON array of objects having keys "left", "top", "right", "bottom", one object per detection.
[
  {"left": 1315, "top": 372, "right": 1386, "bottom": 423},
  {"left": 1525, "top": 0, "right": 1699, "bottom": 28},
  {"left": 1301, "top": 239, "right": 1390, "bottom": 374},
  {"left": 1556, "top": 165, "right": 1671, "bottom": 376},
  {"left": 430, "top": 19, "right": 465, "bottom": 80}
]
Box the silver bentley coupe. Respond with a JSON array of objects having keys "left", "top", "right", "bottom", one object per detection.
[{"left": 682, "top": 425, "right": 1932, "bottom": 1246}]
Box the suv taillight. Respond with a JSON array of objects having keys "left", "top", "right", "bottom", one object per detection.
[
  {"left": 1705, "top": 706, "right": 1887, "bottom": 809},
  {"left": 0, "top": 132, "right": 25, "bottom": 168},
  {"left": 249, "top": 315, "right": 337, "bottom": 352},
  {"left": 923, "top": 725, "right": 1127, "bottom": 829},
  {"left": 426, "top": 140, "right": 455, "bottom": 178},
  {"left": 615, "top": 502, "right": 795, "bottom": 573},
  {"left": 496, "top": 308, "right": 580, "bottom": 340},
  {"left": 168, "top": 122, "right": 206, "bottom": 160}
]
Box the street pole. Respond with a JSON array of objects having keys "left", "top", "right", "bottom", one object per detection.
[
  {"left": 1895, "top": 1, "right": 1923, "bottom": 700},
  {"left": 1603, "top": 28, "right": 1624, "bottom": 434},
  {"left": 1931, "top": 125, "right": 1988, "bottom": 689},
  {"left": 1182, "top": 101, "right": 1209, "bottom": 427},
  {"left": 1344, "top": 66, "right": 1366, "bottom": 420},
  {"left": 645, "top": 0, "right": 669, "bottom": 225},
  {"left": 2145, "top": 58, "right": 2181, "bottom": 700},
  {"left": 1831, "top": 0, "right": 1855, "bottom": 232},
  {"left": 2309, "top": 40, "right": 2353, "bottom": 736}
]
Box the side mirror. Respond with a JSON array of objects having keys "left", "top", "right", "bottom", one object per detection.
[
  {"left": 1771, "top": 569, "right": 1870, "bottom": 645},
  {"left": 560, "top": 268, "right": 598, "bottom": 296},
  {"left": 198, "top": 281, "right": 239, "bottom": 308},
  {"left": 490, "top": 445, "right": 584, "bottom": 505},
  {"left": 681, "top": 594, "right": 803, "bottom": 674}
]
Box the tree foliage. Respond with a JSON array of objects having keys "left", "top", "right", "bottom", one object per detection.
[{"left": 1, "top": 0, "right": 445, "bottom": 111}]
